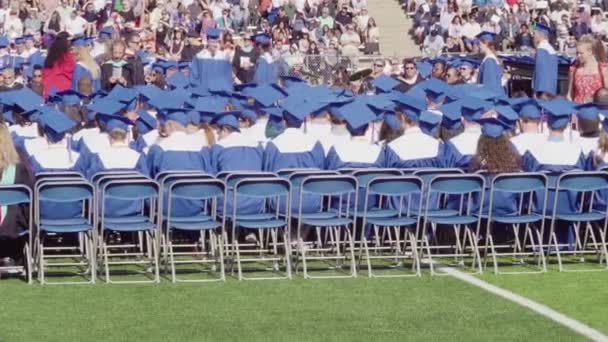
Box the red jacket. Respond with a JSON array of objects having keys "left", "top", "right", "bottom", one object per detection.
[{"left": 42, "top": 52, "right": 75, "bottom": 98}]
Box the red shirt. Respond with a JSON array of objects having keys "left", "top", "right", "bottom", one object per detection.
[{"left": 42, "top": 52, "right": 75, "bottom": 99}]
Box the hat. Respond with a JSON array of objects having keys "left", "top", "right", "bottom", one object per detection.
[
  {"left": 0, "top": 35, "right": 9, "bottom": 48},
  {"left": 539, "top": 99, "right": 575, "bottom": 129},
  {"left": 518, "top": 102, "right": 541, "bottom": 119},
  {"left": 422, "top": 78, "right": 449, "bottom": 102},
  {"left": 438, "top": 100, "right": 462, "bottom": 129},
  {"left": 495, "top": 105, "right": 518, "bottom": 124},
  {"left": 166, "top": 72, "right": 190, "bottom": 89},
  {"left": 280, "top": 75, "right": 305, "bottom": 88},
  {"left": 459, "top": 58, "right": 479, "bottom": 69},
  {"left": 575, "top": 103, "right": 601, "bottom": 121},
  {"left": 134, "top": 84, "right": 164, "bottom": 101},
  {"left": 106, "top": 85, "right": 138, "bottom": 104},
  {"left": 280, "top": 96, "right": 323, "bottom": 124},
  {"left": 534, "top": 23, "right": 552, "bottom": 36},
  {"left": 98, "top": 113, "right": 132, "bottom": 132},
  {"left": 254, "top": 33, "right": 271, "bottom": 45},
  {"left": 242, "top": 84, "right": 286, "bottom": 107},
  {"left": 478, "top": 117, "right": 511, "bottom": 138},
  {"left": 37, "top": 109, "right": 77, "bottom": 143},
  {"left": 419, "top": 110, "right": 442, "bottom": 136},
  {"left": 383, "top": 113, "right": 401, "bottom": 130},
  {"left": 135, "top": 110, "right": 157, "bottom": 134},
  {"left": 341, "top": 100, "right": 377, "bottom": 135},
  {"left": 371, "top": 74, "right": 400, "bottom": 93},
  {"left": 71, "top": 34, "right": 87, "bottom": 47},
  {"left": 55, "top": 89, "right": 86, "bottom": 106},
  {"left": 206, "top": 28, "right": 222, "bottom": 40},
  {"left": 212, "top": 111, "right": 241, "bottom": 131},
  {"left": 194, "top": 96, "right": 228, "bottom": 114},
  {"left": 147, "top": 94, "right": 185, "bottom": 111},
  {"left": 187, "top": 110, "right": 201, "bottom": 126},
  {"left": 392, "top": 93, "right": 426, "bottom": 114},
  {"left": 7, "top": 88, "right": 44, "bottom": 113},
  {"left": 14, "top": 36, "right": 24, "bottom": 45},
  {"left": 86, "top": 99, "right": 125, "bottom": 115},
  {"left": 476, "top": 31, "right": 497, "bottom": 43},
  {"left": 98, "top": 26, "right": 114, "bottom": 39},
  {"left": 460, "top": 96, "right": 491, "bottom": 121},
  {"left": 23, "top": 34, "right": 34, "bottom": 41},
  {"left": 163, "top": 109, "right": 190, "bottom": 126}
]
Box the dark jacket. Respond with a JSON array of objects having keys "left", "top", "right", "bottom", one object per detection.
[{"left": 100, "top": 58, "right": 144, "bottom": 91}]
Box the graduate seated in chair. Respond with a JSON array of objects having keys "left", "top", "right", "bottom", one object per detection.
[
  {"left": 573, "top": 103, "right": 601, "bottom": 156},
  {"left": 510, "top": 100, "right": 545, "bottom": 156}
]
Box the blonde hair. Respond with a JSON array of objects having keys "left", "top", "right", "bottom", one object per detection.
[
  {"left": 595, "top": 130, "right": 608, "bottom": 166},
  {"left": 578, "top": 34, "right": 606, "bottom": 63},
  {"left": 0, "top": 124, "right": 20, "bottom": 169},
  {"left": 75, "top": 45, "right": 100, "bottom": 79}
]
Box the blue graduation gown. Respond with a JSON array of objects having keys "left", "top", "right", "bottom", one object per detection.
[
  {"left": 72, "top": 63, "right": 101, "bottom": 93},
  {"left": 532, "top": 41, "right": 558, "bottom": 95},
  {"left": 189, "top": 58, "right": 233, "bottom": 91},
  {"left": 477, "top": 55, "right": 503, "bottom": 94},
  {"left": 29, "top": 146, "right": 87, "bottom": 220},
  {"left": 87, "top": 146, "right": 150, "bottom": 218},
  {"left": 210, "top": 133, "right": 265, "bottom": 217},
  {"left": 253, "top": 58, "right": 279, "bottom": 85},
  {"left": 442, "top": 129, "right": 482, "bottom": 169},
  {"left": 147, "top": 132, "right": 213, "bottom": 217}
]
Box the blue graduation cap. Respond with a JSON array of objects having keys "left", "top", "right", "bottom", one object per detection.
[
  {"left": 2, "top": 110, "right": 14, "bottom": 125},
  {"left": 147, "top": 94, "right": 185, "bottom": 111},
  {"left": 166, "top": 72, "right": 190, "bottom": 89},
  {"left": 438, "top": 100, "right": 462, "bottom": 129},
  {"left": 495, "top": 105, "right": 518, "bottom": 124},
  {"left": 14, "top": 36, "right": 24, "bottom": 45},
  {"left": 0, "top": 35, "right": 9, "bottom": 48},
  {"left": 55, "top": 89, "right": 86, "bottom": 106},
  {"left": 178, "top": 61, "right": 190, "bottom": 70},
  {"left": 280, "top": 75, "right": 305, "bottom": 88},
  {"left": 162, "top": 109, "right": 190, "bottom": 126},
  {"left": 476, "top": 31, "right": 497, "bottom": 43},
  {"left": 460, "top": 96, "right": 491, "bottom": 121},
  {"left": 459, "top": 57, "right": 479, "bottom": 69},
  {"left": 194, "top": 96, "right": 228, "bottom": 113},
  {"left": 421, "top": 78, "right": 449, "bottom": 102},
  {"left": 241, "top": 108, "right": 257, "bottom": 123},
  {"left": 98, "top": 113, "right": 132, "bottom": 132},
  {"left": 71, "top": 34, "right": 87, "bottom": 47},
  {"left": 84, "top": 36, "right": 96, "bottom": 45},
  {"left": 106, "top": 85, "right": 138, "bottom": 104},
  {"left": 575, "top": 103, "right": 601, "bottom": 121},
  {"left": 135, "top": 110, "right": 157, "bottom": 134},
  {"left": 280, "top": 96, "right": 323, "bottom": 124},
  {"left": 341, "top": 100, "right": 377, "bottom": 135},
  {"left": 134, "top": 84, "right": 164, "bottom": 101},
  {"left": 206, "top": 28, "right": 222, "bottom": 40},
  {"left": 242, "top": 84, "right": 286, "bottom": 107},
  {"left": 534, "top": 23, "right": 552, "bottom": 36},
  {"left": 98, "top": 26, "right": 114, "bottom": 39},
  {"left": 539, "top": 99, "right": 575, "bottom": 129},
  {"left": 23, "top": 34, "right": 33, "bottom": 42},
  {"left": 392, "top": 93, "right": 426, "bottom": 114},
  {"left": 372, "top": 74, "right": 400, "bottom": 93},
  {"left": 37, "top": 110, "right": 77, "bottom": 143},
  {"left": 416, "top": 60, "right": 432, "bottom": 79},
  {"left": 254, "top": 33, "right": 271, "bottom": 45},
  {"left": 7, "top": 88, "right": 44, "bottom": 113},
  {"left": 383, "top": 113, "right": 402, "bottom": 130},
  {"left": 188, "top": 110, "right": 201, "bottom": 126},
  {"left": 419, "top": 110, "right": 442, "bottom": 136},
  {"left": 212, "top": 111, "right": 241, "bottom": 131},
  {"left": 478, "top": 118, "right": 511, "bottom": 138},
  {"left": 518, "top": 101, "right": 541, "bottom": 119},
  {"left": 86, "top": 99, "right": 125, "bottom": 115}
]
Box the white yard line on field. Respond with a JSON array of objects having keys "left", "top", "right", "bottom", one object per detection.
[{"left": 439, "top": 266, "right": 608, "bottom": 342}]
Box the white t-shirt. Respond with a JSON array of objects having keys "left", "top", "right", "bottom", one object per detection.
[{"left": 65, "top": 15, "right": 87, "bottom": 36}]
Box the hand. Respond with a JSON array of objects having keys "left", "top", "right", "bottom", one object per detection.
[
  {"left": 118, "top": 76, "right": 126, "bottom": 84},
  {"left": 109, "top": 76, "right": 117, "bottom": 83},
  {"left": 125, "top": 110, "right": 138, "bottom": 122}
]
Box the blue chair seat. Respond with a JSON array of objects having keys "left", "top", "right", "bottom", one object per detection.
[
  {"left": 104, "top": 216, "right": 150, "bottom": 224},
  {"left": 235, "top": 213, "right": 276, "bottom": 221},
  {"left": 355, "top": 209, "right": 399, "bottom": 218},
  {"left": 556, "top": 211, "right": 606, "bottom": 222},
  {"left": 236, "top": 219, "right": 287, "bottom": 229},
  {"left": 428, "top": 215, "right": 479, "bottom": 225},
  {"left": 41, "top": 217, "right": 90, "bottom": 226},
  {"left": 41, "top": 223, "right": 93, "bottom": 233},
  {"left": 170, "top": 220, "right": 222, "bottom": 231},
  {"left": 490, "top": 213, "right": 544, "bottom": 224},
  {"left": 103, "top": 220, "right": 156, "bottom": 232},
  {"left": 301, "top": 217, "right": 353, "bottom": 227},
  {"left": 426, "top": 209, "right": 460, "bottom": 217},
  {"left": 367, "top": 216, "right": 417, "bottom": 227},
  {"left": 293, "top": 211, "right": 339, "bottom": 220},
  {"left": 167, "top": 214, "right": 212, "bottom": 223}
]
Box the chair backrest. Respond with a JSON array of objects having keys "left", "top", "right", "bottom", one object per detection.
[
  {"left": 234, "top": 177, "right": 290, "bottom": 199},
  {"left": 352, "top": 168, "right": 403, "bottom": 188},
  {"left": 276, "top": 168, "right": 320, "bottom": 178},
  {"left": 94, "top": 173, "right": 150, "bottom": 190},
  {"left": 168, "top": 178, "right": 226, "bottom": 201},
  {"left": 556, "top": 171, "right": 608, "bottom": 192},
  {"left": 155, "top": 170, "right": 211, "bottom": 182},
  {"left": 288, "top": 170, "right": 339, "bottom": 188},
  {"left": 101, "top": 179, "right": 160, "bottom": 201},
  {"left": 0, "top": 184, "right": 32, "bottom": 206},
  {"left": 367, "top": 176, "right": 423, "bottom": 197},
  {"left": 413, "top": 168, "right": 464, "bottom": 186},
  {"left": 337, "top": 168, "right": 360, "bottom": 174},
  {"left": 301, "top": 175, "right": 358, "bottom": 196},
  {"left": 91, "top": 170, "right": 145, "bottom": 186},
  {"left": 491, "top": 172, "right": 548, "bottom": 193},
  {"left": 428, "top": 174, "right": 485, "bottom": 195},
  {"left": 157, "top": 172, "right": 214, "bottom": 189},
  {"left": 35, "top": 171, "right": 84, "bottom": 181},
  {"left": 222, "top": 171, "right": 277, "bottom": 188},
  {"left": 36, "top": 180, "right": 95, "bottom": 203}
]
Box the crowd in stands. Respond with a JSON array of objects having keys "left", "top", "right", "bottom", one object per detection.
[{"left": 406, "top": 0, "right": 608, "bottom": 58}]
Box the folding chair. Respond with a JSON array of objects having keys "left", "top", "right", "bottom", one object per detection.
[
  {"left": 0, "top": 185, "right": 33, "bottom": 283},
  {"left": 276, "top": 168, "right": 320, "bottom": 178},
  {"left": 231, "top": 177, "right": 292, "bottom": 281},
  {"left": 35, "top": 179, "right": 96, "bottom": 284},
  {"left": 164, "top": 177, "right": 226, "bottom": 282},
  {"left": 295, "top": 175, "right": 358, "bottom": 279},
  {"left": 99, "top": 178, "right": 161, "bottom": 283},
  {"left": 421, "top": 174, "right": 485, "bottom": 275},
  {"left": 484, "top": 173, "right": 549, "bottom": 274},
  {"left": 548, "top": 171, "right": 608, "bottom": 272},
  {"left": 360, "top": 176, "right": 423, "bottom": 277}
]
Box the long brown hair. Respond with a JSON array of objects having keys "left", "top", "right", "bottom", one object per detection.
[
  {"left": 474, "top": 135, "right": 521, "bottom": 174},
  {"left": 0, "top": 123, "right": 20, "bottom": 169}
]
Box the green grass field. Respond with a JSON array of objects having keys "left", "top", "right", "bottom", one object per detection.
[{"left": 2, "top": 269, "right": 607, "bottom": 341}]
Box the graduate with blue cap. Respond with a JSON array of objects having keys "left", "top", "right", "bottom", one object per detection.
[
  {"left": 253, "top": 36, "right": 280, "bottom": 85},
  {"left": 262, "top": 97, "right": 325, "bottom": 172},
  {"left": 77, "top": 99, "right": 126, "bottom": 156},
  {"left": 437, "top": 100, "right": 464, "bottom": 140},
  {"left": 476, "top": 31, "right": 504, "bottom": 94},
  {"left": 532, "top": 23, "right": 558, "bottom": 96},
  {"left": 510, "top": 99, "right": 545, "bottom": 155},
  {"left": 71, "top": 35, "right": 102, "bottom": 93},
  {"left": 443, "top": 96, "right": 492, "bottom": 168},
  {"left": 5, "top": 87, "right": 44, "bottom": 141},
  {"left": 574, "top": 103, "right": 602, "bottom": 155}
]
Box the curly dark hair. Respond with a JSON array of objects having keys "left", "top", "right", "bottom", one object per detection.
[
  {"left": 43, "top": 32, "right": 71, "bottom": 69},
  {"left": 472, "top": 135, "right": 521, "bottom": 174}
]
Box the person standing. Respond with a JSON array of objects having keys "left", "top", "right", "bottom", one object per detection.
[
  {"left": 567, "top": 35, "right": 608, "bottom": 104},
  {"left": 532, "top": 23, "right": 558, "bottom": 97},
  {"left": 476, "top": 31, "right": 503, "bottom": 94},
  {"left": 42, "top": 32, "right": 75, "bottom": 98}
]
